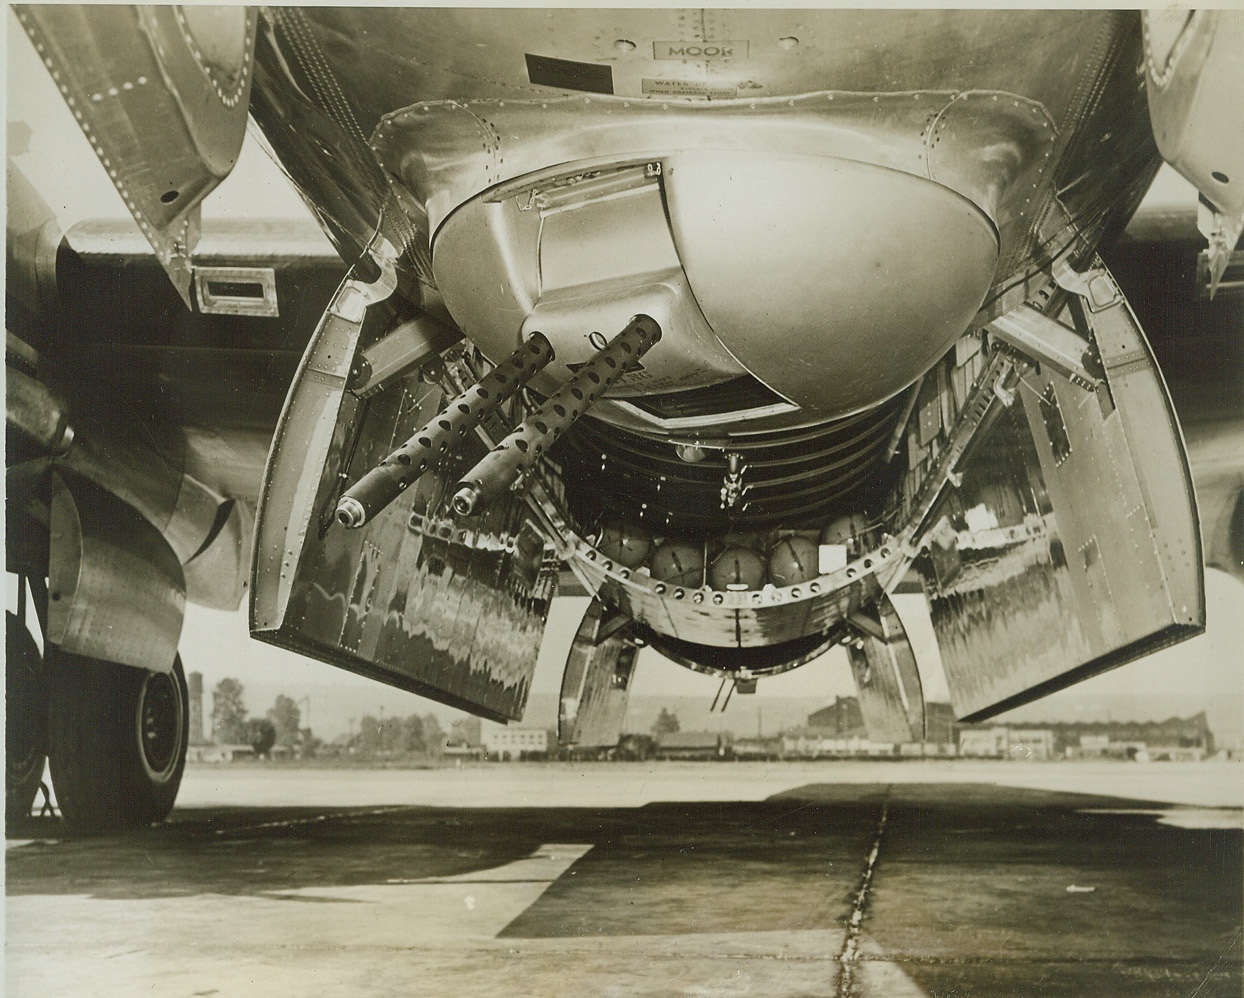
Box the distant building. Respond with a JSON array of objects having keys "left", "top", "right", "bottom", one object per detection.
[
  {"left": 1048, "top": 713, "right": 1215, "bottom": 761},
  {"left": 185, "top": 744, "right": 255, "bottom": 763},
  {"left": 1079, "top": 734, "right": 1110, "bottom": 755},
  {"left": 781, "top": 730, "right": 891, "bottom": 758},
  {"left": 958, "top": 727, "right": 1009, "bottom": 758},
  {"left": 442, "top": 743, "right": 486, "bottom": 761},
  {"left": 731, "top": 735, "right": 784, "bottom": 760},
  {"left": 482, "top": 726, "right": 549, "bottom": 759},
  {"left": 807, "top": 697, "right": 867, "bottom": 737},
  {"left": 654, "top": 731, "right": 731, "bottom": 760},
  {"left": 806, "top": 696, "right": 960, "bottom": 751},
  {"left": 958, "top": 714, "right": 1217, "bottom": 762},
  {"left": 1007, "top": 729, "right": 1054, "bottom": 760},
  {"left": 958, "top": 726, "right": 1053, "bottom": 760},
  {"left": 898, "top": 741, "right": 958, "bottom": 758},
  {"left": 802, "top": 697, "right": 959, "bottom": 754}
]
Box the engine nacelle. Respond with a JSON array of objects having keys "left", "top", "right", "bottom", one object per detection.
[
  {"left": 48, "top": 471, "right": 185, "bottom": 674},
  {"left": 6, "top": 158, "right": 62, "bottom": 334}
]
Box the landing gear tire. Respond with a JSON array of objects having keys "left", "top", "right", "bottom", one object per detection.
[
  {"left": 47, "top": 650, "right": 189, "bottom": 832},
  {"left": 6, "top": 612, "right": 47, "bottom": 822}
]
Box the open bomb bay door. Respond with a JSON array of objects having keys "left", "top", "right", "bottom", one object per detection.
[{"left": 249, "top": 243, "right": 572, "bottom": 721}]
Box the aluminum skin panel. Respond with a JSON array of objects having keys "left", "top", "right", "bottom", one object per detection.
[
  {"left": 249, "top": 9, "right": 1147, "bottom": 293},
  {"left": 557, "top": 599, "right": 637, "bottom": 748},
  {"left": 1184, "top": 422, "right": 1244, "bottom": 586},
  {"left": 661, "top": 150, "right": 998, "bottom": 418},
  {"left": 1142, "top": 11, "right": 1244, "bottom": 290},
  {"left": 251, "top": 261, "right": 556, "bottom": 722},
  {"left": 282, "top": 10, "right": 1110, "bottom": 124},
  {"left": 17, "top": 5, "right": 257, "bottom": 307},
  {"left": 55, "top": 218, "right": 345, "bottom": 437},
  {"left": 567, "top": 536, "right": 894, "bottom": 649},
  {"left": 181, "top": 497, "right": 253, "bottom": 613},
  {"left": 917, "top": 283, "right": 1202, "bottom": 720},
  {"left": 1143, "top": 11, "right": 1244, "bottom": 224},
  {"left": 846, "top": 594, "right": 926, "bottom": 744},
  {"left": 47, "top": 471, "right": 185, "bottom": 674},
  {"left": 389, "top": 91, "right": 1049, "bottom": 422}
]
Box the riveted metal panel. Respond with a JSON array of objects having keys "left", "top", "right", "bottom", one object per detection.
[
  {"left": 251, "top": 266, "right": 556, "bottom": 721},
  {"left": 566, "top": 534, "right": 896, "bottom": 649},
  {"left": 1143, "top": 11, "right": 1244, "bottom": 221},
  {"left": 916, "top": 279, "right": 1202, "bottom": 720},
  {"left": 17, "top": 5, "right": 256, "bottom": 306}
]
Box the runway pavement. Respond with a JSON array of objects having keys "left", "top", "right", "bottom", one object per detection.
[{"left": 6, "top": 762, "right": 1242, "bottom": 997}]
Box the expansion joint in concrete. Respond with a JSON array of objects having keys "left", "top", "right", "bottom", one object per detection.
[{"left": 835, "top": 796, "right": 890, "bottom": 997}]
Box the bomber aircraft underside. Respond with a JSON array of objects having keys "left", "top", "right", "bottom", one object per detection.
[{"left": 6, "top": 8, "right": 1242, "bottom": 828}]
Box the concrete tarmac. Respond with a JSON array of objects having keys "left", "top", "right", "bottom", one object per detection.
[{"left": 6, "top": 761, "right": 1242, "bottom": 997}]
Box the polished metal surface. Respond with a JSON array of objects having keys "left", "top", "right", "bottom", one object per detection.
[
  {"left": 916, "top": 275, "right": 1202, "bottom": 719},
  {"left": 281, "top": 460, "right": 556, "bottom": 721},
  {"left": 11, "top": 7, "right": 1227, "bottom": 726},
  {"left": 1143, "top": 11, "right": 1244, "bottom": 291},
  {"left": 194, "top": 266, "right": 279, "bottom": 318},
  {"left": 557, "top": 598, "right": 637, "bottom": 748},
  {"left": 846, "top": 592, "right": 926, "bottom": 744},
  {"left": 565, "top": 528, "right": 897, "bottom": 649},
  {"left": 265, "top": 382, "right": 560, "bottom": 718},
  {"left": 434, "top": 162, "right": 749, "bottom": 417},
  {"left": 5, "top": 159, "right": 62, "bottom": 321},
  {"left": 539, "top": 347, "right": 1025, "bottom": 652},
  {"left": 6, "top": 367, "right": 73, "bottom": 455},
  {"left": 374, "top": 24, "right": 1062, "bottom": 241},
  {"left": 554, "top": 403, "right": 900, "bottom": 532},
  {"left": 294, "top": 9, "right": 1113, "bottom": 115},
  {"left": 180, "top": 496, "right": 252, "bottom": 613},
  {"left": 348, "top": 315, "right": 462, "bottom": 399},
  {"left": 251, "top": 236, "right": 399, "bottom": 632},
  {"left": 5, "top": 360, "right": 245, "bottom": 609},
  {"left": 661, "top": 149, "right": 998, "bottom": 419},
  {"left": 243, "top": 8, "right": 1155, "bottom": 309},
  {"left": 47, "top": 471, "right": 185, "bottom": 674},
  {"left": 987, "top": 305, "right": 1102, "bottom": 390},
  {"left": 54, "top": 217, "right": 345, "bottom": 436},
  {"left": 252, "top": 239, "right": 556, "bottom": 720},
  {"left": 16, "top": 5, "right": 257, "bottom": 306},
  {"left": 392, "top": 90, "right": 1046, "bottom": 422},
  {"left": 1183, "top": 420, "right": 1244, "bottom": 585}
]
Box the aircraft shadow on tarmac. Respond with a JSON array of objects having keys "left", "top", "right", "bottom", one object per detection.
[
  {"left": 7, "top": 783, "right": 1241, "bottom": 997},
  {"left": 3, "top": 784, "right": 1237, "bottom": 901}
]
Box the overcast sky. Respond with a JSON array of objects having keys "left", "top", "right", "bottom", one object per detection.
[{"left": 7, "top": 13, "right": 1242, "bottom": 737}]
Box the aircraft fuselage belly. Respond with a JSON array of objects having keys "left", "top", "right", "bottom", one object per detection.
[{"left": 251, "top": 8, "right": 1157, "bottom": 438}]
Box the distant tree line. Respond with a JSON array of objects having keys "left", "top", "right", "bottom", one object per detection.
[
  {"left": 210, "top": 679, "right": 321, "bottom": 757},
  {"left": 651, "top": 708, "right": 681, "bottom": 736},
  {"left": 349, "top": 712, "right": 445, "bottom": 759}
]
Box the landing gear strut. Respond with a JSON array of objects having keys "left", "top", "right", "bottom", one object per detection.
[
  {"left": 47, "top": 650, "right": 189, "bottom": 831},
  {"left": 5, "top": 610, "right": 47, "bottom": 822}
]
